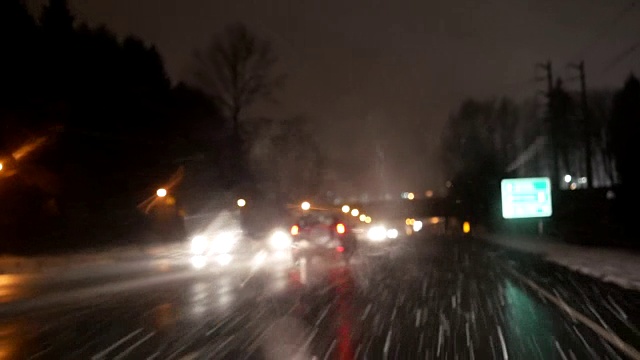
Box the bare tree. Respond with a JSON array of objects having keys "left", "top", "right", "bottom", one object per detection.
[
  {"left": 247, "top": 116, "right": 325, "bottom": 203},
  {"left": 194, "top": 23, "right": 284, "bottom": 140}
]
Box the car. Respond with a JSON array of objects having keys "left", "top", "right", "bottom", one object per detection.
[{"left": 289, "top": 209, "right": 358, "bottom": 264}]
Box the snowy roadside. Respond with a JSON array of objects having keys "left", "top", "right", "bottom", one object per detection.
[
  {"left": 0, "top": 242, "right": 185, "bottom": 275},
  {"left": 483, "top": 233, "right": 640, "bottom": 291}
]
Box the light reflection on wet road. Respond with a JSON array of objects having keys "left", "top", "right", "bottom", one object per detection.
[{"left": 0, "top": 235, "right": 638, "bottom": 359}]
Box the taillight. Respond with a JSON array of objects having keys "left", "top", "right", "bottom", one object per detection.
[
  {"left": 336, "top": 246, "right": 345, "bottom": 253},
  {"left": 291, "top": 225, "right": 299, "bottom": 236},
  {"left": 336, "top": 223, "right": 346, "bottom": 234}
]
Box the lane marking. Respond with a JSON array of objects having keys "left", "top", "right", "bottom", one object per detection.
[
  {"left": 504, "top": 265, "right": 640, "bottom": 360},
  {"left": 113, "top": 331, "right": 156, "bottom": 360},
  {"left": 92, "top": 328, "right": 143, "bottom": 359},
  {"left": 242, "top": 303, "right": 298, "bottom": 359},
  {"left": 497, "top": 325, "right": 508, "bottom": 359}
]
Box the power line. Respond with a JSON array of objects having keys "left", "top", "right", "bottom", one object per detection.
[
  {"left": 499, "top": 77, "right": 539, "bottom": 91},
  {"left": 601, "top": 39, "right": 640, "bottom": 74},
  {"left": 450, "top": 77, "right": 538, "bottom": 100},
  {"left": 571, "top": 1, "right": 638, "bottom": 60}
]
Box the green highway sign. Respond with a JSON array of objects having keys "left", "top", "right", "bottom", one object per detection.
[{"left": 501, "top": 177, "right": 552, "bottom": 219}]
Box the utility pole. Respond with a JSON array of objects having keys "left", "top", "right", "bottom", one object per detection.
[
  {"left": 375, "top": 141, "right": 387, "bottom": 200},
  {"left": 536, "top": 60, "right": 559, "bottom": 190},
  {"left": 569, "top": 61, "right": 593, "bottom": 189}
]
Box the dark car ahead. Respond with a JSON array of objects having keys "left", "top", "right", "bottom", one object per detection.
[{"left": 289, "top": 209, "right": 358, "bottom": 264}]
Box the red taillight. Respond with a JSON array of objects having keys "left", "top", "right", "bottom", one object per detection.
[
  {"left": 336, "top": 246, "right": 345, "bottom": 253},
  {"left": 336, "top": 223, "right": 346, "bottom": 234},
  {"left": 291, "top": 225, "right": 299, "bottom": 236}
]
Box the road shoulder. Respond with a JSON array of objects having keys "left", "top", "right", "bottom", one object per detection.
[{"left": 482, "top": 232, "right": 640, "bottom": 291}]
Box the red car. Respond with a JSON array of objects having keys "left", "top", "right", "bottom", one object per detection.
[{"left": 290, "top": 209, "right": 358, "bottom": 264}]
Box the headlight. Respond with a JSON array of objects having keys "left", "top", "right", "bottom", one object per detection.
[
  {"left": 252, "top": 250, "right": 268, "bottom": 268},
  {"left": 367, "top": 226, "right": 387, "bottom": 241},
  {"left": 215, "top": 254, "right": 233, "bottom": 266},
  {"left": 386, "top": 228, "right": 399, "bottom": 239},
  {"left": 413, "top": 220, "right": 423, "bottom": 232},
  {"left": 191, "top": 235, "right": 208, "bottom": 255},
  {"left": 270, "top": 230, "right": 292, "bottom": 250},
  {"left": 190, "top": 255, "right": 207, "bottom": 269},
  {"left": 211, "top": 232, "right": 237, "bottom": 254}
]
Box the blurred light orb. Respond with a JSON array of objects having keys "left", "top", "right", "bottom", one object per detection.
[
  {"left": 156, "top": 188, "right": 167, "bottom": 197},
  {"left": 341, "top": 205, "right": 350, "bottom": 213},
  {"left": 237, "top": 198, "right": 246, "bottom": 207},
  {"left": 351, "top": 209, "right": 359, "bottom": 217},
  {"left": 301, "top": 201, "right": 311, "bottom": 210},
  {"left": 367, "top": 226, "right": 387, "bottom": 241}
]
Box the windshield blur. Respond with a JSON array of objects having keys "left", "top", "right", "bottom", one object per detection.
[{"left": 1, "top": 1, "right": 639, "bottom": 359}]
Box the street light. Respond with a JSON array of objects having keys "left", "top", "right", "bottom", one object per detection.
[
  {"left": 156, "top": 188, "right": 167, "bottom": 197},
  {"left": 463, "top": 221, "right": 471, "bottom": 234},
  {"left": 350, "top": 209, "right": 359, "bottom": 217},
  {"left": 237, "top": 198, "right": 246, "bottom": 207},
  {"left": 341, "top": 205, "right": 350, "bottom": 213},
  {"left": 301, "top": 201, "right": 311, "bottom": 211},
  {"left": 407, "top": 192, "right": 415, "bottom": 200}
]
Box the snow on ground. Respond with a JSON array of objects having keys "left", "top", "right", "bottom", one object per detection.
[
  {"left": 485, "top": 233, "right": 640, "bottom": 291},
  {"left": 0, "top": 242, "right": 185, "bottom": 275}
]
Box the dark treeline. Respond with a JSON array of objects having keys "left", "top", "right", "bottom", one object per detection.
[
  {"left": 441, "top": 74, "right": 640, "bottom": 243},
  {"left": 0, "top": 0, "right": 237, "bottom": 253}
]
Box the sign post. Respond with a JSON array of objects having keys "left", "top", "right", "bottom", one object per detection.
[{"left": 501, "top": 177, "right": 553, "bottom": 235}]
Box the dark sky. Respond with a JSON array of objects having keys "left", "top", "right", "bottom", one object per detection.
[{"left": 28, "top": 0, "right": 640, "bottom": 198}]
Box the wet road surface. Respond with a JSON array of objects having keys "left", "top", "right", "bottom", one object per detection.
[{"left": 0, "top": 235, "right": 639, "bottom": 359}]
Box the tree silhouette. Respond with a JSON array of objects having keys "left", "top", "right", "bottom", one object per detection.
[
  {"left": 610, "top": 75, "right": 640, "bottom": 187},
  {"left": 548, "top": 79, "right": 580, "bottom": 181},
  {"left": 609, "top": 75, "right": 640, "bottom": 234},
  {"left": 588, "top": 90, "right": 616, "bottom": 185},
  {"left": 0, "top": 0, "right": 39, "bottom": 106},
  {"left": 248, "top": 116, "right": 325, "bottom": 203},
  {"left": 440, "top": 98, "right": 512, "bottom": 224},
  {"left": 194, "top": 23, "right": 284, "bottom": 140},
  {"left": 0, "top": 0, "right": 240, "bottom": 251},
  {"left": 40, "top": 0, "right": 74, "bottom": 34},
  {"left": 166, "top": 83, "right": 229, "bottom": 211}
]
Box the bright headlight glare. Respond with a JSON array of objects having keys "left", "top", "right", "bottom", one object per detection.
[
  {"left": 191, "top": 235, "right": 208, "bottom": 254},
  {"left": 270, "top": 230, "right": 292, "bottom": 250},
  {"left": 211, "top": 232, "right": 237, "bottom": 254},
  {"left": 190, "top": 255, "right": 207, "bottom": 269},
  {"left": 386, "top": 228, "right": 399, "bottom": 239},
  {"left": 367, "top": 226, "right": 387, "bottom": 241},
  {"left": 252, "top": 250, "right": 268, "bottom": 267},
  {"left": 413, "top": 220, "right": 423, "bottom": 232},
  {"left": 215, "top": 254, "right": 232, "bottom": 266}
]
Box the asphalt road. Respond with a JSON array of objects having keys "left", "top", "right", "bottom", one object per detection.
[{"left": 0, "top": 235, "right": 639, "bottom": 359}]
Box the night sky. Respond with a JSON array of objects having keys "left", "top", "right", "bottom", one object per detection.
[{"left": 27, "top": 0, "right": 640, "bottom": 197}]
